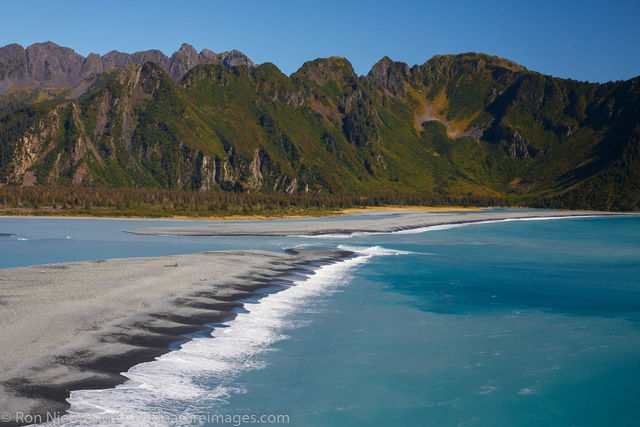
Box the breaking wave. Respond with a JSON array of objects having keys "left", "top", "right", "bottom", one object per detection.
[{"left": 51, "top": 246, "right": 409, "bottom": 426}]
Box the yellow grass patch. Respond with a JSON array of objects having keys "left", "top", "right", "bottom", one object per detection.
[
  {"left": 415, "top": 90, "right": 481, "bottom": 138},
  {"left": 339, "top": 205, "right": 486, "bottom": 214}
]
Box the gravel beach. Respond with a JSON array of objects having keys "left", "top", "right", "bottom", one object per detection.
[
  {"left": 126, "top": 210, "right": 628, "bottom": 237},
  {"left": 0, "top": 249, "right": 350, "bottom": 425}
]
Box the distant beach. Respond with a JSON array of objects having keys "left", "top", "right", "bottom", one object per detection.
[{"left": 127, "top": 209, "right": 630, "bottom": 237}]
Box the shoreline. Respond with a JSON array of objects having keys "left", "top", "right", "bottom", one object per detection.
[
  {"left": 126, "top": 210, "right": 637, "bottom": 237},
  {"left": 0, "top": 205, "right": 490, "bottom": 221},
  {"left": 0, "top": 206, "right": 632, "bottom": 224},
  {"left": 2, "top": 209, "right": 638, "bottom": 424},
  {"left": 0, "top": 249, "right": 352, "bottom": 425}
]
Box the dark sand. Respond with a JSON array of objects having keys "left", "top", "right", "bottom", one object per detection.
[{"left": 0, "top": 249, "right": 350, "bottom": 425}]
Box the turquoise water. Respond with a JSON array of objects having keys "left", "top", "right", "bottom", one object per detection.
[
  {"left": 210, "top": 217, "right": 640, "bottom": 426},
  {"left": 1, "top": 214, "right": 640, "bottom": 426}
]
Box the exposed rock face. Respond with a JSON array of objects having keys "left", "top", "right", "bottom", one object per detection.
[
  {"left": 462, "top": 126, "right": 484, "bottom": 142},
  {"left": 9, "top": 106, "right": 62, "bottom": 181},
  {"left": 102, "top": 50, "right": 134, "bottom": 70},
  {"left": 368, "top": 56, "right": 410, "bottom": 96},
  {"left": 504, "top": 131, "right": 531, "bottom": 159},
  {"left": 24, "top": 42, "right": 85, "bottom": 87},
  {"left": 132, "top": 49, "right": 170, "bottom": 72},
  {"left": 80, "top": 53, "right": 104, "bottom": 77},
  {"left": 0, "top": 63, "right": 277, "bottom": 190},
  {"left": 490, "top": 126, "right": 539, "bottom": 159},
  {"left": 167, "top": 43, "right": 254, "bottom": 81},
  {"left": 0, "top": 43, "right": 28, "bottom": 81},
  {"left": 247, "top": 149, "right": 264, "bottom": 190},
  {"left": 169, "top": 43, "right": 201, "bottom": 81},
  {"left": 209, "top": 49, "right": 254, "bottom": 69},
  {"left": 0, "top": 42, "right": 255, "bottom": 95},
  {"left": 197, "top": 155, "right": 217, "bottom": 190}
]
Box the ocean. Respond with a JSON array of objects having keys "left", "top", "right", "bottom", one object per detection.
[{"left": 1, "top": 213, "right": 639, "bottom": 426}]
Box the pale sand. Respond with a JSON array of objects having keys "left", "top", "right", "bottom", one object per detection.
[
  {"left": 126, "top": 210, "right": 633, "bottom": 237},
  {"left": 0, "top": 249, "right": 350, "bottom": 424}
]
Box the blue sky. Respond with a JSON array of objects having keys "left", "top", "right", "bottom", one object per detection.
[{"left": 1, "top": 0, "right": 638, "bottom": 82}]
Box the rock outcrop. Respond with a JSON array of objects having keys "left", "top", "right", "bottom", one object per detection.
[
  {"left": 0, "top": 42, "right": 254, "bottom": 95},
  {"left": 368, "top": 56, "right": 411, "bottom": 96}
]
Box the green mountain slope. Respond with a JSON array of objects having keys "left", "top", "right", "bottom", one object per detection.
[{"left": 1, "top": 52, "right": 639, "bottom": 210}]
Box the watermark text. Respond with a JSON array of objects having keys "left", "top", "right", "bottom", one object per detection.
[{"left": 2, "top": 411, "right": 290, "bottom": 426}]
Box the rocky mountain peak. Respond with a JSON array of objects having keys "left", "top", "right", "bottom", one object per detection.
[
  {"left": 200, "top": 48, "right": 217, "bottom": 60},
  {"left": 0, "top": 42, "right": 256, "bottom": 94},
  {"left": 24, "top": 41, "right": 85, "bottom": 87},
  {"left": 220, "top": 50, "right": 254, "bottom": 68},
  {"left": 178, "top": 43, "right": 197, "bottom": 54},
  {"left": 169, "top": 43, "right": 201, "bottom": 80},
  {"left": 0, "top": 44, "right": 27, "bottom": 82},
  {"left": 368, "top": 56, "right": 411, "bottom": 95}
]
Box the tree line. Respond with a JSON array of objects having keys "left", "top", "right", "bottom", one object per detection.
[{"left": 0, "top": 185, "right": 510, "bottom": 217}]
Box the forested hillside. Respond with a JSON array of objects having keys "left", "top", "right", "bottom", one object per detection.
[{"left": 1, "top": 43, "right": 639, "bottom": 211}]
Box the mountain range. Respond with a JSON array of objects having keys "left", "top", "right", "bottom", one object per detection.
[
  {"left": 0, "top": 42, "right": 252, "bottom": 91},
  {"left": 0, "top": 42, "right": 639, "bottom": 210}
]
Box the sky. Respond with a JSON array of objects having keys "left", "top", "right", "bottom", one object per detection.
[{"left": 1, "top": 0, "right": 638, "bottom": 83}]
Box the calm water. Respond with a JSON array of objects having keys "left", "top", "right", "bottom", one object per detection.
[{"left": 1, "top": 214, "right": 639, "bottom": 426}]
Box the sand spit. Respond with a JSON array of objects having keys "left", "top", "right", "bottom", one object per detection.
[
  {"left": 126, "top": 210, "right": 632, "bottom": 237},
  {"left": 0, "top": 249, "right": 350, "bottom": 425}
]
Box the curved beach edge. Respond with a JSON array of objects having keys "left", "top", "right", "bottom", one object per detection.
[
  {"left": 0, "top": 248, "right": 352, "bottom": 426},
  {"left": 125, "top": 210, "right": 637, "bottom": 237}
]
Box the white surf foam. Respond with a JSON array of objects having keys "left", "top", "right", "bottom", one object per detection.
[
  {"left": 301, "top": 215, "right": 598, "bottom": 239},
  {"left": 393, "top": 215, "right": 598, "bottom": 235},
  {"left": 304, "top": 230, "right": 393, "bottom": 239},
  {"left": 51, "top": 248, "right": 404, "bottom": 426},
  {"left": 337, "top": 244, "right": 413, "bottom": 256}
]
